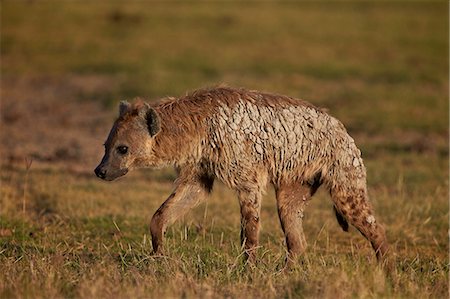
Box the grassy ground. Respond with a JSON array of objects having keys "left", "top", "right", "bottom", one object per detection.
[{"left": 1, "top": 2, "right": 448, "bottom": 298}]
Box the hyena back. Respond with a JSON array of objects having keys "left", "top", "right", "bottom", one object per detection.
[{"left": 95, "top": 87, "right": 389, "bottom": 264}]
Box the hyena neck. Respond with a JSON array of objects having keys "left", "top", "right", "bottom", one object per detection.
[{"left": 151, "top": 102, "right": 207, "bottom": 167}]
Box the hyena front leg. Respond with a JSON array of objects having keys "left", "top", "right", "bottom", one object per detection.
[
  {"left": 150, "top": 171, "right": 214, "bottom": 254},
  {"left": 237, "top": 189, "right": 262, "bottom": 262},
  {"left": 275, "top": 181, "right": 317, "bottom": 265}
]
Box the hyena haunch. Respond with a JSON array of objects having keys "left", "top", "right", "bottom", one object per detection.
[{"left": 95, "top": 87, "right": 389, "bottom": 264}]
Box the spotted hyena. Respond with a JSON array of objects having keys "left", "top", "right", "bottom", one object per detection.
[{"left": 95, "top": 87, "right": 389, "bottom": 264}]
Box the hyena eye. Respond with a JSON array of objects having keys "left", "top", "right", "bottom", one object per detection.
[{"left": 116, "top": 145, "right": 128, "bottom": 155}]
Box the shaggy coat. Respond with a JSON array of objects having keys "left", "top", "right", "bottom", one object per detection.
[{"left": 95, "top": 87, "right": 389, "bottom": 264}]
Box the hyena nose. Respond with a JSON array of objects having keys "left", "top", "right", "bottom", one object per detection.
[{"left": 95, "top": 166, "right": 107, "bottom": 179}]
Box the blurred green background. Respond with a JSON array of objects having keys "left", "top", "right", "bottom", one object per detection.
[{"left": 2, "top": 2, "right": 448, "bottom": 132}]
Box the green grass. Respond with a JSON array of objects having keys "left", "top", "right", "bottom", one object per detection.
[{"left": 1, "top": 1, "right": 448, "bottom": 298}]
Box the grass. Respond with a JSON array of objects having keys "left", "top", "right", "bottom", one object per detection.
[
  {"left": 1, "top": 1, "right": 448, "bottom": 298},
  {"left": 1, "top": 160, "right": 448, "bottom": 298}
]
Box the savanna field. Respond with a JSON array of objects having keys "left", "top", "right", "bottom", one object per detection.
[{"left": 0, "top": 2, "right": 448, "bottom": 298}]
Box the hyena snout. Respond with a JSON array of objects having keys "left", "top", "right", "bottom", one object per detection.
[
  {"left": 94, "top": 165, "right": 107, "bottom": 180},
  {"left": 94, "top": 163, "right": 129, "bottom": 181}
]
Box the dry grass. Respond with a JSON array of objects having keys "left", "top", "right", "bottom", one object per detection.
[{"left": 1, "top": 1, "right": 448, "bottom": 298}]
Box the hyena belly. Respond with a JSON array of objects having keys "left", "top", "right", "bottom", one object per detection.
[{"left": 207, "top": 99, "right": 364, "bottom": 189}]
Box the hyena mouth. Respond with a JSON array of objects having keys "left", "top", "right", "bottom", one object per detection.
[{"left": 103, "top": 168, "right": 129, "bottom": 181}]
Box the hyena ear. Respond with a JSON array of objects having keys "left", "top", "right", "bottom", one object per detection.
[
  {"left": 146, "top": 107, "right": 161, "bottom": 137},
  {"left": 139, "top": 104, "right": 161, "bottom": 137},
  {"left": 119, "top": 101, "right": 131, "bottom": 117}
]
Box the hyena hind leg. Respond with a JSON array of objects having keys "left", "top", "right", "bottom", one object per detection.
[
  {"left": 330, "top": 187, "right": 389, "bottom": 262},
  {"left": 275, "top": 181, "right": 319, "bottom": 265}
]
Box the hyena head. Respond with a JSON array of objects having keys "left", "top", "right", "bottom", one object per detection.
[{"left": 94, "top": 100, "right": 161, "bottom": 181}]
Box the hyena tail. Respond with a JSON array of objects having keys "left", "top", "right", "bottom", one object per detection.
[
  {"left": 308, "top": 172, "right": 348, "bottom": 232},
  {"left": 333, "top": 205, "right": 349, "bottom": 232}
]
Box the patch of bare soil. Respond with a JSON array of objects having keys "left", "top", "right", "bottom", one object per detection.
[{"left": 0, "top": 74, "right": 116, "bottom": 175}]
